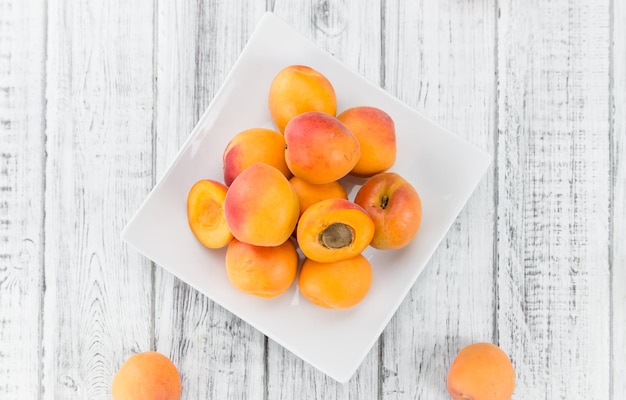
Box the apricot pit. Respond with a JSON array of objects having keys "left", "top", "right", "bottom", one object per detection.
[{"left": 297, "top": 198, "right": 374, "bottom": 263}]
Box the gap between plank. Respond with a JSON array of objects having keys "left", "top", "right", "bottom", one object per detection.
[
  {"left": 38, "top": 0, "right": 50, "bottom": 398},
  {"left": 608, "top": 0, "right": 615, "bottom": 398},
  {"left": 150, "top": 0, "right": 159, "bottom": 352},
  {"left": 492, "top": 0, "right": 501, "bottom": 347}
]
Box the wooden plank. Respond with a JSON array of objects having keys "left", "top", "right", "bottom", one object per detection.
[
  {"left": 612, "top": 0, "right": 626, "bottom": 396},
  {"left": 267, "top": 0, "right": 381, "bottom": 395},
  {"left": 0, "top": 0, "right": 45, "bottom": 397},
  {"left": 42, "top": 1, "right": 155, "bottom": 398},
  {"left": 497, "top": 1, "right": 611, "bottom": 398},
  {"left": 381, "top": 0, "right": 496, "bottom": 398},
  {"left": 153, "top": 1, "right": 268, "bottom": 399}
]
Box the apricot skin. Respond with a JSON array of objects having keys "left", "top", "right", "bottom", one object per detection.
[
  {"left": 298, "top": 254, "right": 373, "bottom": 309},
  {"left": 268, "top": 65, "right": 337, "bottom": 132},
  {"left": 111, "top": 351, "right": 181, "bottom": 400},
  {"left": 284, "top": 112, "right": 360, "bottom": 184},
  {"left": 337, "top": 106, "right": 397, "bottom": 177},
  {"left": 187, "top": 179, "right": 233, "bottom": 249},
  {"left": 354, "top": 172, "right": 422, "bottom": 250},
  {"left": 289, "top": 176, "right": 348, "bottom": 216},
  {"left": 222, "top": 127, "right": 291, "bottom": 186},
  {"left": 447, "top": 343, "right": 515, "bottom": 400},
  {"left": 297, "top": 198, "right": 374, "bottom": 263},
  {"left": 224, "top": 163, "right": 299, "bottom": 247},
  {"left": 225, "top": 238, "right": 299, "bottom": 298}
]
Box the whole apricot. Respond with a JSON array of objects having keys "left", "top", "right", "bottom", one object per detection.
[
  {"left": 298, "top": 254, "right": 373, "bottom": 309},
  {"left": 354, "top": 172, "right": 422, "bottom": 250},
  {"left": 297, "top": 198, "right": 374, "bottom": 263},
  {"left": 187, "top": 179, "right": 233, "bottom": 249},
  {"left": 268, "top": 65, "right": 337, "bottom": 132},
  {"left": 284, "top": 112, "right": 360, "bottom": 184},
  {"left": 111, "top": 351, "right": 181, "bottom": 400},
  {"left": 225, "top": 238, "right": 299, "bottom": 298},
  {"left": 222, "top": 127, "right": 291, "bottom": 186},
  {"left": 447, "top": 343, "right": 515, "bottom": 400},
  {"left": 337, "top": 106, "right": 397, "bottom": 177},
  {"left": 289, "top": 176, "right": 348, "bottom": 216},
  {"left": 224, "top": 163, "right": 299, "bottom": 246}
]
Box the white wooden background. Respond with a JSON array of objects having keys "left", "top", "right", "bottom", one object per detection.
[{"left": 1, "top": 0, "right": 624, "bottom": 398}]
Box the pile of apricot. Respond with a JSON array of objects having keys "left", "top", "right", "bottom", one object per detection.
[{"left": 187, "top": 65, "right": 423, "bottom": 309}]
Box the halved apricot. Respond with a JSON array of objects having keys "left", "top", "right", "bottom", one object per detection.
[
  {"left": 298, "top": 254, "right": 373, "bottom": 309},
  {"left": 296, "top": 198, "right": 374, "bottom": 263},
  {"left": 187, "top": 179, "right": 233, "bottom": 249}
]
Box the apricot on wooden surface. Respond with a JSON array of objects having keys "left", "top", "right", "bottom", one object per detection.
[
  {"left": 111, "top": 351, "right": 181, "bottom": 400},
  {"left": 298, "top": 254, "right": 373, "bottom": 309},
  {"left": 354, "top": 172, "right": 422, "bottom": 250},
  {"left": 222, "top": 127, "right": 291, "bottom": 186},
  {"left": 297, "top": 198, "right": 374, "bottom": 263},
  {"left": 289, "top": 176, "right": 348, "bottom": 216},
  {"left": 268, "top": 65, "right": 337, "bottom": 132},
  {"left": 187, "top": 179, "right": 233, "bottom": 249},
  {"left": 447, "top": 342, "right": 515, "bottom": 400},
  {"left": 225, "top": 238, "right": 299, "bottom": 298},
  {"left": 337, "top": 106, "right": 397, "bottom": 177},
  {"left": 284, "top": 111, "right": 360, "bottom": 184},
  {"left": 224, "top": 162, "right": 299, "bottom": 246}
]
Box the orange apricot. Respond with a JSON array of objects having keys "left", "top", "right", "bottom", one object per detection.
[
  {"left": 297, "top": 198, "right": 374, "bottom": 263},
  {"left": 224, "top": 162, "right": 299, "bottom": 246},
  {"left": 354, "top": 172, "right": 422, "bottom": 250},
  {"left": 284, "top": 112, "right": 360, "bottom": 184},
  {"left": 298, "top": 254, "right": 373, "bottom": 309},
  {"left": 222, "top": 127, "right": 291, "bottom": 186},
  {"left": 337, "top": 106, "right": 397, "bottom": 177},
  {"left": 111, "top": 351, "right": 181, "bottom": 400},
  {"left": 187, "top": 179, "right": 233, "bottom": 249},
  {"left": 447, "top": 343, "right": 515, "bottom": 400},
  {"left": 289, "top": 176, "right": 348, "bottom": 216},
  {"left": 225, "top": 238, "right": 299, "bottom": 298},
  {"left": 268, "top": 65, "right": 337, "bottom": 132}
]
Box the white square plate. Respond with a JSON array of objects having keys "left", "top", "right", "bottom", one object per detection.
[{"left": 122, "top": 12, "right": 491, "bottom": 383}]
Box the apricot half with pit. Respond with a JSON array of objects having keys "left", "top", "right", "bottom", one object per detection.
[
  {"left": 224, "top": 162, "right": 299, "bottom": 246},
  {"left": 225, "top": 238, "right": 299, "bottom": 298},
  {"left": 298, "top": 254, "right": 373, "bottom": 309},
  {"left": 187, "top": 179, "right": 233, "bottom": 249},
  {"left": 222, "top": 127, "right": 291, "bottom": 186},
  {"left": 296, "top": 198, "right": 374, "bottom": 263},
  {"left": 284, "top": 111, "right": 360, "bottom": 184}
]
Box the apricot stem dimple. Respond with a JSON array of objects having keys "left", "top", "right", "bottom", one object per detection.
[
  {"left": 319, "top": 223, "right": 354, "bottom": 249},
  {"left": 380, "top": 195, "right": 389, "bottom": 210}
]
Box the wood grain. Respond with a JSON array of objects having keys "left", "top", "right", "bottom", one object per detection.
[
  {"left": 153, "top": 1, "right": 268, "bottom": 399},
  {"left": 0, "top": 0, "right": 45, "bottom": 397},
  {"left": 496, "top": 1, "right": 611, "bottom": 398},
  {"left": 381, "top": 0, "right": 496, "bottom": 398},
  {"left": 42, "top": 0, "right": 155, "bottom": 397},
  {"left": 612, "top": 0, "right": 626, "bottom": 397},
  {"left": 267, "top": 0, "right": 381, "bottom": 397}
]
